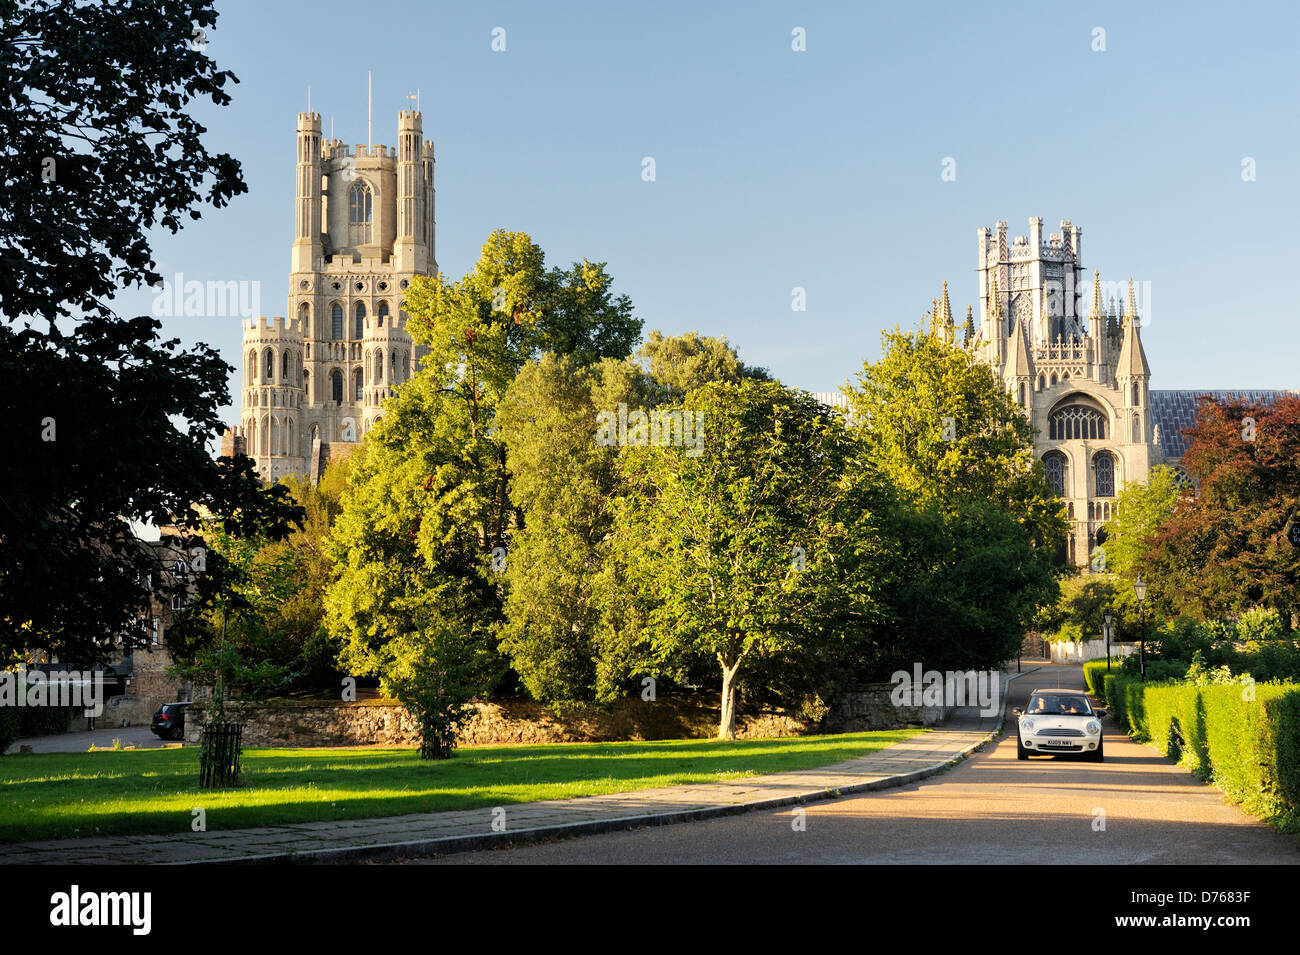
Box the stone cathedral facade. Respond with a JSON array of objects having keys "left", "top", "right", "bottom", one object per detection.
[
  {"left": 968, "top": 217, "right": 1151, "bottom": 567},
  {"left": 233, "top": 110, "right": 436, "bottom": 481},
  {"left": 925, "top": 216, "right": 1291, "bottom": 568}
]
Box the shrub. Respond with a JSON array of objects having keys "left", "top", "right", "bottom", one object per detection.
[
  {"left": 1104, "top": 674, "right": 1140, "bottom": 733},
  {"left": 1236, "top": 607, "right": 1285, "bottom": 643},
  {"left": 18, "top": 703, "right": 81, "bottom": 737},
  {"left": 1083, "top": 658, "right": 1121, "bottom": 697}
]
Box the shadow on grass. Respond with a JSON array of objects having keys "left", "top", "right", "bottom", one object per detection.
[{"left": 0, "top": 730, "right": 923, "bottom": 842}]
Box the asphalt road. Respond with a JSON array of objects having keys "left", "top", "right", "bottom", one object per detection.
[
  {"left": 406, "top": 663, "right": 1300, "bottom": 865},
  {"left": 6, "top": 725, "right": 169, "bottom": 754}
]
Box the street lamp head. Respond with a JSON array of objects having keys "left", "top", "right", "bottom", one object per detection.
[
  {"left": 1133, "top": 574, "right": 1147, "bottom": 601},
  {"left": 1104, "top": 610, "right": 1113, "bottom": 627}
]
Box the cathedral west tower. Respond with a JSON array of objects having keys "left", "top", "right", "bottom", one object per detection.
[{"left": 239, "top": 109, "right": 436, "bottom": 481}]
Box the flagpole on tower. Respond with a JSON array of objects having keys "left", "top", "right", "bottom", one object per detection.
[{"left": 367, "top": 70, "right": 372, "bottom": 148}]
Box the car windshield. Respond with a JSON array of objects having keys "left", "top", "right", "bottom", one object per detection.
[{"left": 1026, "top": 694, "right": 1092, "bottom": 716}]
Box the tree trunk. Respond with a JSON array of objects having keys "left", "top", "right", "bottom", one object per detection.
[{"left": 718, "top": 658, "right": 740, "bottom": 740}]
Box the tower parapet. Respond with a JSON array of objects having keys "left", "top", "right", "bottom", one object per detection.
[{"left": 239, "top": 107, "right": 436, "bottom": 482}]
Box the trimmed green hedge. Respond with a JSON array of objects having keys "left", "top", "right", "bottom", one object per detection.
[
  {"left": 1103, "top": 676, "right": 1300, "bottom": 826},
  {"left": 1083, "top": 658, "right": 1124, "bottom": 696}
]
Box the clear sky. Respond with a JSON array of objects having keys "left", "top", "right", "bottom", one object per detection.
[{"left": 117, "top": 0, "right": 1300, "bottom": 428}]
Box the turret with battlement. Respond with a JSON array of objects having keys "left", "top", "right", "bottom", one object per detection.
[
  {"left": 973, "top": 217, "right": 1152, "bottom": 570},
  {"left": 240, "top": 108, "right": 436, "bottom": 482}
]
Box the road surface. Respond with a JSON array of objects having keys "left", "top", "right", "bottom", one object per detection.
[{"left": 405, "top": 663, "right": 1300, "bottom": 865}]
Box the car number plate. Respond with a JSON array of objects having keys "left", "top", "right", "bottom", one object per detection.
[{"left": 1041, "top": 738, "right": 1072, "bottom": 747}]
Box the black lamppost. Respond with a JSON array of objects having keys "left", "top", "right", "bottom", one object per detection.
[
  {"left": 1104, "top": 610, "right": 1113, "bottom": 672},
  {"left": 1133, "top": 575, "right": 1148, "bottom": 681}
]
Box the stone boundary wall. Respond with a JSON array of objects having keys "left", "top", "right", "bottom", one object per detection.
[
  {"left": 822, "top": 683, "right": 955, "bottom": 732},
  {"left": 181, "top": 697, "right": 812, "bottom": 748},
  {"left": 181, "top": 679, "right": 991, "bottom": 748}
]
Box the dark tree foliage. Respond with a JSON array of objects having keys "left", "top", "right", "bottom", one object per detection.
[{"left": 0, "top": 0, "right": 301, "bottom": 661}]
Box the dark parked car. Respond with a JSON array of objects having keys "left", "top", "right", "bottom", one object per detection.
[{"left": 150, "top": 702, "right": 190, "bottom": 740}]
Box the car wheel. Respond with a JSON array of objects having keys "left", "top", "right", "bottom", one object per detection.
[
  {"left": 1017, "top": 733, "right": 1029, "bottom": 760},
  {"left": 172, "top": 726, "right": 185, "bottom": 741},
  {"left": 1092, "top": 737, "right": 1104, "bottom": 762}
]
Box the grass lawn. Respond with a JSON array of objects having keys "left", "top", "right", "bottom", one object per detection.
[{"left": 0, "top": 729, "right": 923, "bottom": 842}]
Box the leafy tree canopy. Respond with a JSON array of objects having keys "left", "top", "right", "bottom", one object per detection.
[{"left": 0, "top": 1, "right": 301, "bottom": 661}]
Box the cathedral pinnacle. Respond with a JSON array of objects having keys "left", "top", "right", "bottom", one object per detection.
[{"left": 1090, "top": 270, "right": 1104, "bottom": 322}]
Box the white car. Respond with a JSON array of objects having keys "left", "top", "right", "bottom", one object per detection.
[{"left": 1014, "top": 688, "right": 1105, "bottom": 761}]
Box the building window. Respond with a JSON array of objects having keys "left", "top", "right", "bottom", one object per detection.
[
  {"left": 1094, "top": 452, "right": 1116, "bottom": 498},
  {"left": 1042, "top": 451, "right": 1067, "bottom": 497},
  {"left": 1132, "top": 381, "right": 1140, "bottom": 405},
  {"left": 355, "top": 302, "right": 366, "bottom": 338},
  {"left": 378, "top": 301, "right": 389, "bottom": 327},
  {"left": 263, "top": 348, "right": 274, "bottom": 382},
  {"left": 331, "top": 369, "right": 343, "bottom": 404},
  {"left": 1018, "top": 382, "right": 1026, "bottom": 407},
  {"left": 152, "top": 617, "right": 161, "bottom": 646},
  {"left": 1049, "top": 404, "right": 1107, "bottom": 440},
  {"left": 171, "top": 594, "right": 184, "bottom": 612},
  {"left": 349, "top": 181, "right": 373, "bottom": 245},
  {"left": 332, "top": 303, "right": 344, "bottom": 339},
  {"left": 354, "top": 368, "right": 363, "bottom": 401},
  {"left": 282, "top": 351, "right": 291, "bottom": 383}
]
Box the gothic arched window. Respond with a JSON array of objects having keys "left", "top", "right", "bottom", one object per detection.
[
  {"left": 331, "top": 303, "right": 343, "bottom": 340},
  {"left": 348, "top": 181, "right": 373, "bottom": 245},
  {"left": 1093, "top": 452, "right": 1116, "bottom": 498},
  {"left": 263, "top": 348, "right": 274, "bottom": 382},
  {"left": 354, "top": 302, "right": 366, "bottom": 338},
  {"left": 330, "top": 369, "right": 343, "bottom": 404},
  {"left": 378, "top": 301, "right": 389, "bottom": 328},
  {"left": 354, "top": 368, "right": 363, "bottom": 401},
  {"left": 282, "top": 351, "right": 291, "bottom": 383},
  {"left": 1049, "top": 404, "right": 1108, "bottom": 440},
  {"left": 1042, "top": 451, "right": 1067, "bottom": 498}
]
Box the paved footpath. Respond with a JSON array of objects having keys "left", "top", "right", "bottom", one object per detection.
[{"left": 1, "top": 704, "right": 1015, "bottom": 865}]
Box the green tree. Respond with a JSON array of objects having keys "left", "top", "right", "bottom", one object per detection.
[
  {"left": 605, "top": 379, "right": 876, "bottom": 738},
  {"left": 1101, "top": 465, "right": 1183, "bottom": 581},
  {"left": 635, "top": 330, "right": 769, "bottom": 398},
  {"left": 843, "top": 329, "right": 1065, "bottom": 670},
  {"left": 325, "top": 231, "right": 641, "bottom": 754},
  {"left": 495, "top": 354, "right": 648, "bottom": 704},
  {"left": 168, "top": 459, "right": 352, "bottom": 698},
  {"left": 167, "top": 526, "right": 304, "bottom": 720},
  {"left": 845, "top": 330, "right": 1061, "bottom": 541},
  {"left": 0, "top": 0, "right": 301, "bottom": 661}
]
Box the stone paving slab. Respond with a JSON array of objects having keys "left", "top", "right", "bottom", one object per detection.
[{"left": 0, "top": 714, "right": 1008, "bottom": 865}]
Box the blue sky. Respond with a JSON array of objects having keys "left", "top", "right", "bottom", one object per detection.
[{"left": 119, "top": 0, "right": 1300, "bottom": 427}]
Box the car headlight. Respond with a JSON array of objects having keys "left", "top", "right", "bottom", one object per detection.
[
  {"left": 1021, "top": 719, "right": 1034, "bottom": 732},
  {"left": 1085, "top": 720, "right": 1100, "bottom": 735}
]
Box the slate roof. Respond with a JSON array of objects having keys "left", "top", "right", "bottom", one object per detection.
[{"left": 1149, "top": 390, "right": 1297, "bottom": 460}]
